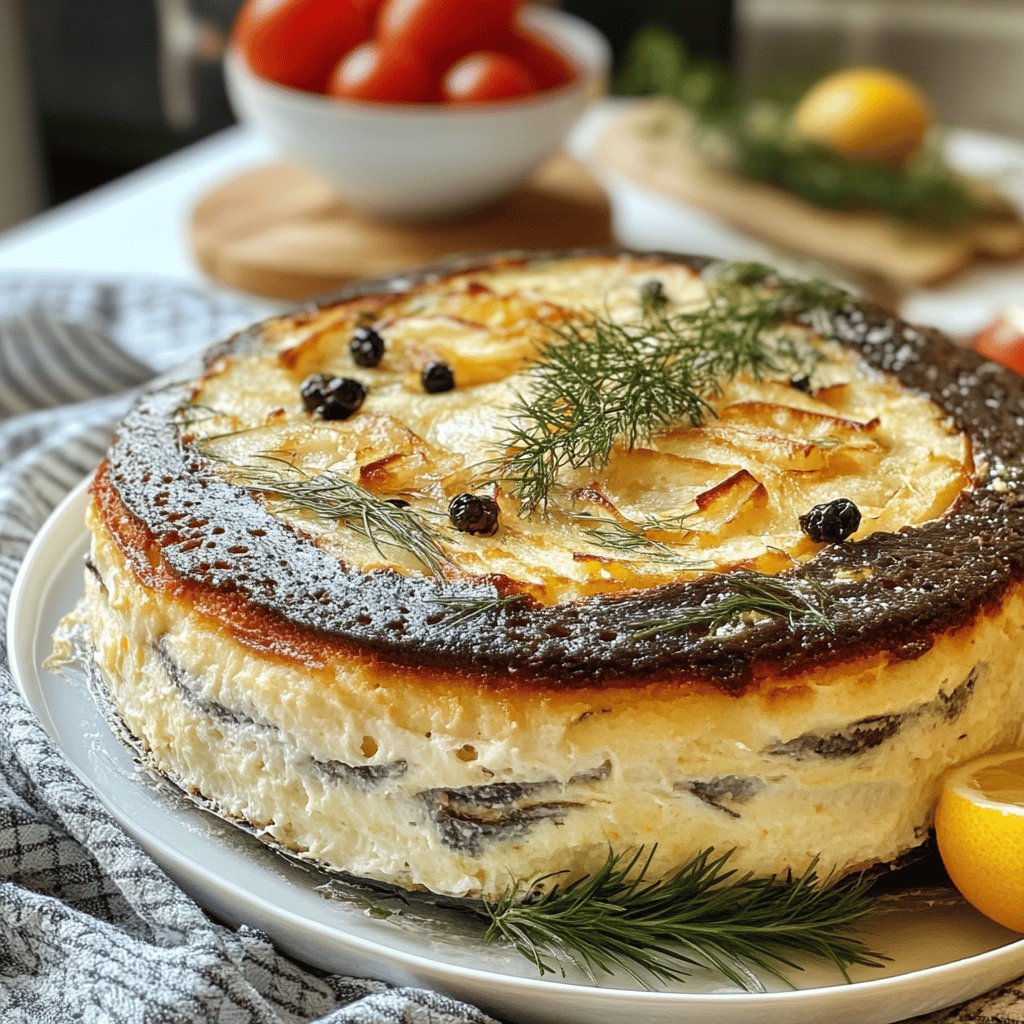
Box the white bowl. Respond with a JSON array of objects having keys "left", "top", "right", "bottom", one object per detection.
[{"left": 224, "top": 8, "right": 610, "bottom": 221}]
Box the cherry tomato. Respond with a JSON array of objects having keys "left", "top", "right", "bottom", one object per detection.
[
  {"left": 380, "top": 0, "right": 520, "bottom": 67},
  {"left": 971, "top": 308, "right": 1024, "bottom": 376},
  {"left": 443, "top": 51, "right": 536, "bottom": 103},
  {"left": 502, "top": 27, "right": 576, "bottom": 90},
  {"left": 328, "top": 40, "right": 438, "bottom": 103},
  {"left": 231, "top": 0, "right": 260, "bottom": 47},
  {"left": 351, "top": 0, "right": 388, "bottom": 30},
  {"left": 236, "top": 0, "right": 369, "bottom": 92}
]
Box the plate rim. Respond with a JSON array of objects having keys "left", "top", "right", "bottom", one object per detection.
[{"left": 8, "top": 475, "right": 1024, "bottom": 1014}]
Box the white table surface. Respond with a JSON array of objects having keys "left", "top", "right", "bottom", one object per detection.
[
  {"left": 0, "top": 125, "right": 272, "bottom": 289},
  {"left": 1, "top": 112, "right": 1022, "bottom": 336}
]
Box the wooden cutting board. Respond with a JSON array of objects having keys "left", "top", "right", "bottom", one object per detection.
[
  {"left": 597, "top": 100, "right": 1024, "bottom": 289},
  {"left": 190, "top": 154, "right": 612, "bottom": 300}
]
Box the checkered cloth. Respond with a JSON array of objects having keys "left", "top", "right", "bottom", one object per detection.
[
  {"left": 0, "top": 275, "right": 1020, "bottom": 1024},
  {"left": 0, "top": 276, "right": 499, "bottom": 1024}
]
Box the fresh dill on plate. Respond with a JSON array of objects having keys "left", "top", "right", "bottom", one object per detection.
[
  {"left": 482, "top": 845, "right": 886, "bottom": 990},
  {"left": 618, "top": 25, "right": 992, "bottom": 229}
]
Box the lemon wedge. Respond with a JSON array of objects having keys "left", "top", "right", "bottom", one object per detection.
[
  {"left": 935, "top": 750, "right": 1024, "bottom": 932},
  {"left": 793, "top": 67, "right": 931, "bottom": 165}
]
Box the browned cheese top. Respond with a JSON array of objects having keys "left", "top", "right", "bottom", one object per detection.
[{"left": 99, "top": 252, "right": 1024, "bottom": 691}]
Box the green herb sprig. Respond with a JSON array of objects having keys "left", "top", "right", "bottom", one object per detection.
[
  {"left": 492, "top": 264, "right": 845, "bottom": 514},
  {"left": 567, "top": 509, "right": 705, "bottom": 568},
  {"left": 483, "top": 846, "right": 886, "bottom": 990},
  {"left": 619, "top": 25, "right": 991, "bottom": 229},
  {"left": 223, "top": 458, "right": 450, "bottom": 576},
  {"left": 173, "top": 401, "right": 231, "bottom": 431},
  {"left": 632, "top": 571, "right": 834, "bottom": 638},
  {"left": 428, "top": 592, "right": 527, "bottom": 626},
  {"left": 173, "top": 401, "right": 271, "bottom": 444}
]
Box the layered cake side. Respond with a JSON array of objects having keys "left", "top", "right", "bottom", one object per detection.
[{"left": 61, "top": 252, "right": 1024, "bottom": 900}]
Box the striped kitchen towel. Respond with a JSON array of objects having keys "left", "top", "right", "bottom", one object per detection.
[
  {"left": 0, "top": 274, "right": 498, "bottom": 1024},
  {"left": 0, "top": 273, "right": 1020, "bottom": 1024}
]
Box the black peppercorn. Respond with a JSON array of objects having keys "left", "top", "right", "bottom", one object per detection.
[
  {"left": 448, "top": 492, "right": 499, "bottom": 536},
  {"left": 799, "top": 498, "right": 861, "bottom": 544},
  {"left": 350, "top": 326, "right": 385, "bottom": 368},
  {"left": 422, "top": 361, "right": 455, "bottom": 394},
  {"left": 300, "top": 373, "right": 329, "bottom": 412},
  {"left": 640, "top": 278, "right": 667, "bottom": 306},
  {"left": 789, "top": 374, "right": 813, "bottom": 394},
  {"left": 300, "top": 373, "right": 366, "bottom": 420}
]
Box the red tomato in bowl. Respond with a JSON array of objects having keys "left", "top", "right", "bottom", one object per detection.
[
  {"left": 235, "top": 0, "right": 369, "bottom": 92},
  {"left": 971, "top": 307, "right": 1024, "bottom": 376},
  {"left": 380, "top": 0, "right": 520, "bottom": 66},
  {"left": 328, "top": 40, "right": 438, "bottom": 102},
  {"left": 235, "top": 0, "right": 577, "bottom": 105},
  {"left": 352, "top": 0, "right": 388, "bottom": 29},
  {"left": 443, "top": 51, "right": 535, "bottom": 103},
  {"left": 502, "top": 26, "right": 576, "bottom": 90}
]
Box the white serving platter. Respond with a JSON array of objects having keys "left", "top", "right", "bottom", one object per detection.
[{"left": 8, "top": 477, "right": 1024, "bottom": 1024}]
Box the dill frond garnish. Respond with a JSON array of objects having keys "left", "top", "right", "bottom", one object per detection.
[
  {"left": 428, "top": 592, "right": 527, "bottom": 626},
  {"left": 172, "top": 401, "right": 267, "bottom": 443},
  {"left": 567, "top": 509, "right": 705, "bottom": 568},
  {"left": 492, "top": 264, "right": 847, "bottom": 514},
  {"left": 224, "top": 459, "right": 450, "bottom": 577},
  {"left": 172, "top": 401, "right": 231, "bottom": 431},
  {"left": 632, "top": 571, "right": 834, "bottom": 638},
  {"left": 482, "top": 846, "right": 886, "bottom": 991},
  {"left": 618, "top": 25, "right": 991, "bottom": 229}
]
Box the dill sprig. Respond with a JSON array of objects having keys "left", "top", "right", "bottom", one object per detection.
[
  {"left": 225, "top": 459, "right": 450, "bottom": 576},
  {"left": 618, "top": 25, "right": 992, "bottom": 229},
  {"left": 428, "top": 592, "right": 527, "bottom": 626},
  {"left": 567, "top": 510, "right": 705, "bottom": 568},
  {"left": 632, "top": 571, "right": 834, "bottom": 638},
  {"left": 173, "top": 401, "right": 267, "bottom": 443},
  {"left": 173, "top": 401, "right": 230, "bottom": 431},
  {"left": 483, "top": 846, "right": 886, "bottom": 991},
  {"left": 492, "top": 264, "right": 846, "bottom": 514}
]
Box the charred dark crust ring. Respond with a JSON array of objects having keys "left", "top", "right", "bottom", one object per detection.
[{"left": 101, "top": 250, "right": 1024, "bottom": 691}]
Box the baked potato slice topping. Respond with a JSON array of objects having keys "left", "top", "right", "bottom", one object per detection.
[{"left": 191, "top": 258, "right": 972, "bottom": 599}]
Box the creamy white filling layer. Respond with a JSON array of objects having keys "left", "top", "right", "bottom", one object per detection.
[{"left": 72, "top": 519, "right": 1024, "bottom": 900}]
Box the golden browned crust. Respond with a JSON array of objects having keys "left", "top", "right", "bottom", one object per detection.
[{"left": 96, "top": 250, "right": 1024, "bottom": 693}]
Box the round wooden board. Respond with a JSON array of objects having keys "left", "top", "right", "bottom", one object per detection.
[{"left": 190, "top": 155, "right": 612, "bottom": 300}]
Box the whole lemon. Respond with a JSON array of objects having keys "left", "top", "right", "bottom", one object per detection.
[{"left": 793, "top": 67, "right": 932, "bottom": 165}]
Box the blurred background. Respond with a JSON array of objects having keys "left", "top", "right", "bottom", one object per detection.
[{"left": 3, "top": 0, "right": 1024, "bottom": 232}]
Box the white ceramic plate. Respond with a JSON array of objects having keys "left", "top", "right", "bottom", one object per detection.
[{"left": 9, "top": 478, "right": 1024, "bottom": 1024}]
